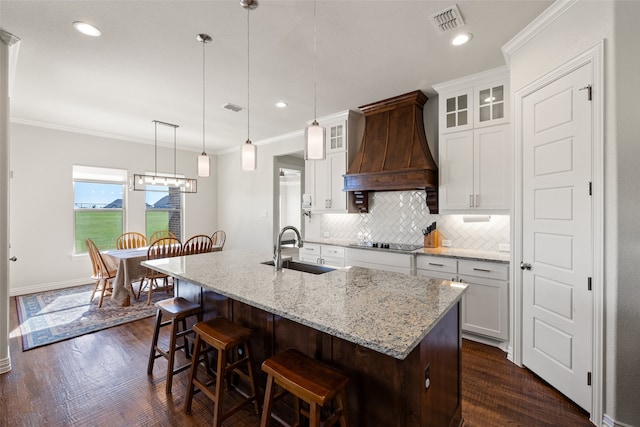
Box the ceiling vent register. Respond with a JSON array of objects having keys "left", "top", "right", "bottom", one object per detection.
[{"left": 429, "top": 4, "right": 465, "bottom": 34}]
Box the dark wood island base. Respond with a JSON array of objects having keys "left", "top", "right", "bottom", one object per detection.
[{"left": 179, "top": 282, "right": 463, "bottom": 427}]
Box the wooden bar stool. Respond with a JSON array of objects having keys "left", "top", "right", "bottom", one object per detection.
[
  {"left": 147, "top": 297, "right": 203, "bottom": 394},
  {"left": 260, "top": 348, "right": 349, "bottom": 427},
  {"left": 184, "top": 317, "right": 260, "bottom": 427}
]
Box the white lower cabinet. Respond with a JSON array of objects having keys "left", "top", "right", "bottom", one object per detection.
[
  {"left": 416, "top": 256, "right": 509, "bottom": 341},
  {"left": 345, "top": 248, "right": 413, "bottom": 275},
  {"left": 299, "top": 243, "right": 345, "bottom": 268}
]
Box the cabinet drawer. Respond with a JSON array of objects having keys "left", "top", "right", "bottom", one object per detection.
[
  {"left": 458, "top": 260, "right": 508, "bottom": 281},
  {"left": 321, "top": 245, "right": 345, "bottom": 257},
  {"left": 416, "top": 256, "right": 457, "bottom": 274},
  {"left": 346, "top": 248, "right": 412, "bottom": 269},
  {"left": 300, "top": 244, "right": 320, "bottom": 256}
]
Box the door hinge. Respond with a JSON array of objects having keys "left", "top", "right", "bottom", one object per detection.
[
  {"left": 588, "top": 277, "right": 592, "bottom": 291},
  {"left": 589, "top": 181, "right": 592, "bottom": 196},
  {"left": 587, "top": 372, "right": 592, "bottom": 386},
  {"left": 580, "top": 84, "right": 592, "bottom": 101}
]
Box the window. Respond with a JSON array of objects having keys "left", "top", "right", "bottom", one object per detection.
[
  {"left": 145, "top": 183, "right": 183, "bottom": 241},
  {"left": 73, "top": 166, "right": 127, "bottom": 253}
]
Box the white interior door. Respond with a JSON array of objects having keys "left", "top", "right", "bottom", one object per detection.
[{"left": 521, "top": 62, "right": 593, "bottom": 412}]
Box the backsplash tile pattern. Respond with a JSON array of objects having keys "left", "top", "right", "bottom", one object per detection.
[{"left": 320, "top": 191, "right": 510, "bottom": 251}]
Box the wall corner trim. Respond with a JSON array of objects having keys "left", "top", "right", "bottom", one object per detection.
[{"left": 502, "top": 0, "right": 579, "bottom": 64}]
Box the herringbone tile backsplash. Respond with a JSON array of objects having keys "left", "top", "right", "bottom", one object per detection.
[{"left": 320, "top": 191, "right": 510, "bottom": 251}]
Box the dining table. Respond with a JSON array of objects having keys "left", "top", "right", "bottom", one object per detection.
[{"left": 102, "top": 247, "right": 149, "bottom": 306}]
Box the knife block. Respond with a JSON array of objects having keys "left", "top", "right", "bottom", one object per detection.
[{"left": 423, "top": 230, "right": 440, "bottom": 248}]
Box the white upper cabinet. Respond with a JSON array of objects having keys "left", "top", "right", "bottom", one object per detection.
[
  {"left": 304, "top": 110, "right": 363, "bottom": 213},
  {"left": 440, "top": 88, "right": 474, "bottom": 133},
  {"left": 474, "top": 79, "right": 509, "bottom": 128},
  {"left": 433, "top": 67, "right": 511, "bottom": 213}
]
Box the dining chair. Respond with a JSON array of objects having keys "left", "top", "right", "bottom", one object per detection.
[
  {"left": 149, "top": 230, "right": 177, "bottom": 245},
  {"left": 211, "top": 230, "right": 226, "bottom": 251},
  {"left": 183, "top": 234, "right": 213, "bottom": 255},
  {"left": 85, "top": 238, "right": 117, "bottom": 308},
  {"left": 116, "top": 231, "right": 148, "bottom": 249},
  {"left": 139, "top": 237, "right": 182, "bottom": 305}
]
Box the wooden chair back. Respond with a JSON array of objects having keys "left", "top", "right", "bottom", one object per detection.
[
  {"left": 149, "top": 230, "right": 177, "bottom": 245},
  {"left": 85, "top": 238, "right": 117, "bottom": 307},
  {"left": 147, "top": 237, "right": 182, "bottom": 262},
  {"left": 183, "top": 234, "right": 213, "bottom": 255},
  {"left": 211, "top": 230, "right": 226, "bottom": 250},
  {"left": 116, "top": 231, "right": 148, "bottom": 249},
  {"left": 85, "top": 238, "right": 114, "bottom": 280}
]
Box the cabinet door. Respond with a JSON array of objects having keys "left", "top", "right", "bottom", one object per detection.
[
  {"left": 326, "top": 119, "right": 347, "bottom": 154},
  {"left": 474, "top": 79, "right": 509, "bottom": 128},
  {"left": 299, "top": 243, "right": 320, "bottom": 264},
  {"left": 458, "top": 274, "right": 508, "bottom": 340},
  {"left": 474, "top": 124, "right": 511, "bottom": 210},
  {"left": 327, "top": 152, "right": 347, "bottom": 211},
  {"left": 304, "top": 159, "right": 318, "bottom": 210},
  {"left": 439, "top": 130, "right": 474, "bottom": 210},
  {"left": 416, "top": 269, "right": 457, "bottom": 281},
  {"left": 440, "top": 88, "right": 473, "bottom": 134}
]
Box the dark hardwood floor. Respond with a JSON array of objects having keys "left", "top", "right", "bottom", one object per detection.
[{"left": 1, "top": 297, "right": 592, "bottom": 426}]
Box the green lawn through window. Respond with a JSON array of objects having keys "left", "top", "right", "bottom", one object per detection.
[
  {"left": 75, "top": 210, "right": 170, "bottom": 253},
  {"left": 75, "top": 211, "right": 123, "bottom": 252}
]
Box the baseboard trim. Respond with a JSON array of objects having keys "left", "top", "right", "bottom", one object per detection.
[
  {"left": 462, "top": 332, "right": 510, "bottom": 353},
  {"left": 9, "top": 278, "right": 90, "bottom": 297},
  {"left": 603, "top": 414, "right": 636, "bottom": 427},
  {"left": 0, "top": 347, "right": 11, "bottom": 374}
]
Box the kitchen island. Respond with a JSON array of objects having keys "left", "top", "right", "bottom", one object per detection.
[{"left": 143, "top": 249, "right": 467, "bottom": 426}]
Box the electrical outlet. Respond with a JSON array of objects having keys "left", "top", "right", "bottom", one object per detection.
[
  {"left": 498, "top": 243, "right": 510, "bottom": 252},
  {"left": 441, "top": 239, "right": 452, "bottom": 247},
  {"left": 424, "top": 363, "right": 431, "bottom": 389},
  {"left": 323, "top": 231, "right": 330, "bottom": 238}
]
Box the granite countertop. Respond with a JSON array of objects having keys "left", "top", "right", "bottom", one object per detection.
[
  {"left": 142, "top": 249, "right": 466, "bottom": 360},
  {"left": 305, "top": 239, "right": 510, "bottom": 263}
]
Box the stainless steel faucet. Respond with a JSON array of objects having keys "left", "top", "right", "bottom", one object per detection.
[{"left": 274, "top": 226, "right": 303, "bottom": 271}]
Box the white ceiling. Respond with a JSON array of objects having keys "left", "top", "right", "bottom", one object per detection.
[{"left": 0, "top": 0, "right": 552, "bottom": 153}]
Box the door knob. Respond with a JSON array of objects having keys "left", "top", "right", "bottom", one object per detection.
[
  {"left": 520, "top": 261, "right": 531, "bottom": 270},
  {"left": 9, "top": 256, "right": 17, "bottom": 262}
]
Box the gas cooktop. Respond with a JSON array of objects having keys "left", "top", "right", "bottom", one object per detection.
[{"left": 349, "top": 242, "right": 423, "bottom": 251}]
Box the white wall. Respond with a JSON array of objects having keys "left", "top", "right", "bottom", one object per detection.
[
  {"left": 217, "top": 132, "right": 304, "bottom": 252},
  {"left": 508, "top": 1, "right": 640, "bottom": 424},
  {"left": 9, "top": 123, "right": 217, "bottom": 295}
]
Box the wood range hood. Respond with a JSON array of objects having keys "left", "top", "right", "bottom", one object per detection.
[{"left": 343, "top": 90, "right": 438, "bottom": 213}]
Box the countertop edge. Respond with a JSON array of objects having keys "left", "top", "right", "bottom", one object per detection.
[
  {"left": 304, "top": 239, "right": 510, "bottom": 263},
  {"left": 142, "top": 251, "right": 467, "bottom": 360}
]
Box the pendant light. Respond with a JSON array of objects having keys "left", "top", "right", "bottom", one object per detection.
[
  {"left": 241, "top": 0, "right": 258, "bottom": 171},
  {"left": 197, "top": 33, "right": 212, "bottom": 177},
  {"left": 304, "top": 0, "right": 325, "bottom": 161},
  {"left": 131, "top": 120, "right": 197, "bottom": 193}
]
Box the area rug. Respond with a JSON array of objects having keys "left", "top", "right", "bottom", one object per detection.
[{"left": 15, "top": 283, "right": 166, "bottom": 351}]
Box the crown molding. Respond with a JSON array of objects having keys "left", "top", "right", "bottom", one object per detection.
[{"left": 502, "top": 0, "right": 579, "bottom": 65}]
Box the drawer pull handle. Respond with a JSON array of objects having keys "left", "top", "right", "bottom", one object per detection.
[
  {"left": 473, "top": 268, "right": 491, "bottom": 272},
  {"left": 428, "top": 263, "right": 444, "bottom": 267}
]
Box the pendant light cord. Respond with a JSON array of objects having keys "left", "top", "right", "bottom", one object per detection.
[
  {"left": 247, "top": 6, "right": 251, "bottom": 142},
  {"left": 313, "top": 0, "right": 318, "bottom": 121},
  {"left": 154, "top": 120, "right": 158, "bottom": 175},
  {"left": 202, "top": 36, "right": 206, "bottom": 154}
]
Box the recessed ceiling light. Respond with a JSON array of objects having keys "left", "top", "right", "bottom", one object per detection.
[
  {"left": 73, "top": 21, "right": 102, "bottom": 37},
  {"left": 275, "top": 101, "right": 288, "bottom": 108},
  {"left": 451, "top": 33, "right": 472, "bottom": 46}
]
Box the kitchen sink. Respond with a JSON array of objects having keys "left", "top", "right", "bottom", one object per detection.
[{"left": 261, "top": 260, "right": 336, "bottom": 275}]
